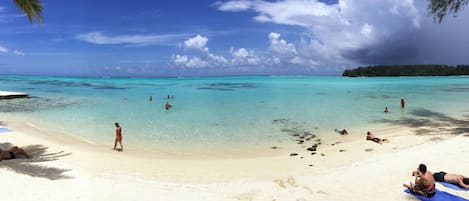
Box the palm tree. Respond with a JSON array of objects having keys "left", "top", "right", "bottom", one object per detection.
[
  {"left": 429, "top": 0, "right": 468, "bottom": 23},
  {"left": 13, "top": 0, "right": 43, "bottom": 24}
]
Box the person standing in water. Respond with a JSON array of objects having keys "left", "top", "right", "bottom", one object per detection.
[
  {"left": 149, "top": 96, "right": 153, "bottom": 102},
  {"left": 401, "top": 98, "right": 405, "bottom": 108},
  {"left": 165, "top": 101, "right": 172, "bottom": 110},
  {"left": 113, "top": 122, "right": 123, "bottom": 152}
]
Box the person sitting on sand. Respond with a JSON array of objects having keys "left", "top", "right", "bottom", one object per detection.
[
  {"left": 165, "top": 101, "right": 172, "bottom": 110},
  {"left": 403, "top": 164, "right": 436, "bottom": 198},
  {"left": 433, "top": 171, "right": 469, "bottom": 189},
  {"left": 0, "top": 146, "right": 30, "bottom": 161},
  {"left": 334, "top": 128, "right": 348, "bottom": 135},
  {"left": 366, "top": 131, "right": 389, "bottom": 144},
  {"left": 384, "top": 107, "right": 389, "bottom": 113}
]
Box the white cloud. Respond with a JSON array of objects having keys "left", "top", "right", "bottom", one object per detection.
[
  {"left": 268, "top": 32, "right": 297, "bottom": 56},
  {"left": 214, "top": 0, "right": 252, "bottom": 12},
  {"left": 216, "top": 0, "right": 424, "bottom": 66},
  {"left": 76, "top": 32, "right": 187, "bottom": 45},
  {"left": 0, "top": 46, "right": 8, "bottom": 53},
  {"left": 13, "top": 49, "right": 25, "bottom": 56},
  {"left": 183, "top": 35, "right": 209, "bottom": 52},
  {"left": 230, "top": 47, "right": 260, "bottom": 65}
]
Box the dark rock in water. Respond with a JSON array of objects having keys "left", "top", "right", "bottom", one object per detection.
[
  {"left": 311, "top": 152, "right": 317, "bottom": 155},
  {"left": 291, "top": 134, "right": 300, "bottom": 137},
  {"left": 331, "top": 144, "right": 335, "bottom": 146},
  {"left": 290, "top": 153, "right": 298, "bottom": 156},
  {"left": 365, "top": 148, "right": 373, "bottom": 152},
  {"left": 312, "top": 144, "right": 318, "bottom": 148},
  {"left": 300, "top": 156, "right": 304, "bottom": 159},
  {"left": 309, "top": 164, "right": 314, "bottom": 167},
  {"left": 339, "top": 149, "right": 346, "bottom": 152},
  {"left": 305, "top": 138, "right": 312, "bottom": 141},
  {"left": 299, "top": 135, "right": 305, "bottom": 139},
  {"left": 297, "top": 140, "right": 304, "bottom": 144},
  {"left": 304, "top": 131, "right": 312, "bottom": 135},
  {"left": 306, "top": 147, "right": 317, "bottom": 152},
  {"left": 270, "top": 146, "right": 278, "bottom": 149},
  {"left": 321, "top": 153, "right": 325, "bottom": 156},
  {"left": 311, "top": 135, "right": 317, "bottom": 138},
  {"left": 315, "top": 139, "right": 321, "bottom": 142}
]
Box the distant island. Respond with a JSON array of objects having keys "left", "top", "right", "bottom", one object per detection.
[{"left": 342, "top": 64, "right": 469, "bottom": 77}]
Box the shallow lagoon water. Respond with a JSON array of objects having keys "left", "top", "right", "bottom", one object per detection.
[{"left": 1, "top": 75, "right": 469, "bottom": 151}]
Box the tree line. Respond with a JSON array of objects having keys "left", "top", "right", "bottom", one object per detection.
[{"left": 342, "top": 64, "right": 469, "bottom": 77}]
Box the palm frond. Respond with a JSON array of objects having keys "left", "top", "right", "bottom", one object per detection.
[{"left": 13, "top": 0, "right": 43, "bottom": 24}]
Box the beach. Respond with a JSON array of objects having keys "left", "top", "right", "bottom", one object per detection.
[{"left": 1, "top": 114, "right": 468, "bottom": 201}]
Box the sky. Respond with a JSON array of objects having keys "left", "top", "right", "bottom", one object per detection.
[{"left": 1, "top": 0, "right": 469, "bottom": 77}]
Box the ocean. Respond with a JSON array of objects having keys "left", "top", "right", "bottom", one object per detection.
[{"left": 1, "top": 75, "right": 469, "bottom": 153}]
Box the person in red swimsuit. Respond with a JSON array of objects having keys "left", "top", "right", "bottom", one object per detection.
[
  {"left": 401, "top": 98, "right": 405, "bottom": 108},
  {"left": 113, "top": 122, "right": 123, "bottom": 152}
]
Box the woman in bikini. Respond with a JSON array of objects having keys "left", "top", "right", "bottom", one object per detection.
[
  {"left": 0, "top": 146, "right": 30, "bottom": 161},
  {"left": 113, "top": 122, "right": 124, "bottom": 152}
]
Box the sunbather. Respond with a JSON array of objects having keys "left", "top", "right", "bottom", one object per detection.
[
  {"left": 334, "top": 128, "right": 348, "bottom": 135},
  {"left": 403, "top": 164, "right": 436, "bottom": 198},
  {"left": 366, "top": 131, "right": 388, "bottom": 144},
  {"left": 0, "top": 146, "right": 30, "bottom": 161},
  {"left": 433, "top": 171, "right": 469, "bottom": 189}
]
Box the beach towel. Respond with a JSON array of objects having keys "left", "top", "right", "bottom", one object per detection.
[
  {"left": 405, "top": 189, "right": 469, "bottom": 201},
  {"left": 439, "top": 182, "right": 469, "bottom": 191},
  {"left": 0, "top": 127, "right": 12, "bottom": 133}
]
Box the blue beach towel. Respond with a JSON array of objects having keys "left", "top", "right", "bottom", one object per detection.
[
  {"left": 440, "top": 182, "right": 469, "bottom": 191},
  {"left": 0, "top": 127, "right": 12, "bottom": 133},
  {"left": 405, "top": 189, "right": 469, "bottom": 201}
]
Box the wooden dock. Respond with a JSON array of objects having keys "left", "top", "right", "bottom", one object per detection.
[{"left": 0, "top": 91, "right": 29, "bottom": 99}]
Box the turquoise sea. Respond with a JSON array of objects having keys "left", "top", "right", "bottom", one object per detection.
[{"left": 1, "top": 75, "right": 469, "bottom": 152}]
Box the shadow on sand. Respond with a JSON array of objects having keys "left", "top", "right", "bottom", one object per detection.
[
  {"left": 375, "top": 108, "right": 469, "bottom": 136},
  {"left": 0, "top": 143, "right": 72, "bottom": 180}
]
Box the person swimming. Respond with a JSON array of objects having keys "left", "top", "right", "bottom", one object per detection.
[
  {"left": 384, "top": 107, "right": 389, "bottom": 113},
  {"left": 165, "top": 101, "right": 172, "bottom": 110},
  {"left": 334, "top": 128, "right": 348, "bottom": 135}
]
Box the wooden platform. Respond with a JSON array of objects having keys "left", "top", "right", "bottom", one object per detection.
[{"left": 0, "top": 91, "right": 29, "bottom": 99}]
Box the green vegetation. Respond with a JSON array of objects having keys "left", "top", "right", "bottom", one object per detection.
[
  {"left": 429, "top": 0, "right": 468, "bottom": 23},
  {"left": 343, "top": 65, "right": 469, "bottom": 77},
  {"left": 14, "top": 0, "right": 43, "bottom": 24}
]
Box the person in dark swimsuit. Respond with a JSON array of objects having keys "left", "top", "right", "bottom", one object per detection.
[
  {"left": 366, "top": 131, "right": 389, "bottom": 144},
  {"left": 0, "top": 146, "right": 30, "bottom": 161},
  {"left": 404, "top": 164, "right": 436, "bottom": 198},
  {"left": 433, "top": 171, "right": 469, "bottom": 189}
]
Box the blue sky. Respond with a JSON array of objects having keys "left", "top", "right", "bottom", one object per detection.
[{"left": 1, "top": 0, "right": 469, "bottom": 77}]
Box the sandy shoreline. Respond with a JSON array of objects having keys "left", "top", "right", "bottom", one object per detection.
[{"left": 1, "top": 117, "right": 469, "bottom": 200}]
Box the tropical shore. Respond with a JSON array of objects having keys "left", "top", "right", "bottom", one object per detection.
[{"left": 1, "top": 115, "right": 468, "bottom": 201}]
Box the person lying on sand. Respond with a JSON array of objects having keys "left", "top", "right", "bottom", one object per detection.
[
  {"left": 334, "top": 129, "right": 348, "bottom": 135},
  {"left": 366, "top": 131, "right": 389, "bottom": 144},
  {"left": 0, "top": 146, "right": 30, "bottom": 161},
  {"left": 403, "top": 164, "right": 436, "bottom": 198},
  {"left": 433, "top": 171, "right": 469, "bottom": 189}
]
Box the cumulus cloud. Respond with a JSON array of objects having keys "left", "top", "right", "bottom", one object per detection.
[
  {"left": 76, "top": 32, "right": 188, "bottom": 45},
  {"left": 215, "top": 0, "right": 430, "bottom": 67},
  {"left": 183, "top": 35, "right": 209, "bottom": 52},
  {"left": 172, "top": 32, "right": 319, "bottom": 68}
]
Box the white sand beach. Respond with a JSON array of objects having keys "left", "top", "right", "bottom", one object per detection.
[{"left": 1, "top": 118, "right": 468, "bottom": 201}]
